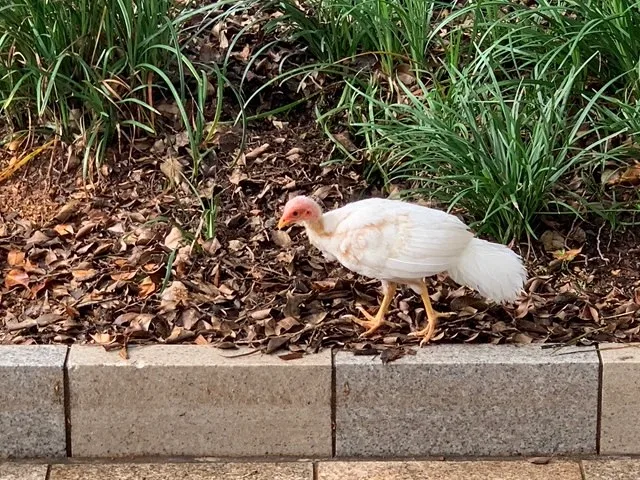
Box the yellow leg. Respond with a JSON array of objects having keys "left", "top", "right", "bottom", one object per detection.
[
  {"left": 351, "top": 282, "right": 397, "bottom": 337},
  {"left": 408, "top": 281, "right": 449, "bottom": 346}
]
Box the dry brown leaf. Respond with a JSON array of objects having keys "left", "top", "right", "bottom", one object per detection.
[
  {"left": 160, "top": 156, "right": 183, "bottom": 187},
  {"left": 90, "top": 333, "right": 116, "bottom": 345},
  {"left": 26, "top": 231, "right": 50, "bottom": 246},
  {"left": 51, "top": 200, "right": 80, "bottom": 223},
  {"left": 138, "top": 277, "right": 156, "bottom": 298},
  {"left": 160, "top": 281, "right": 189, "bottom": 311},
  {"left": 265, "top": 336, "right": 288, "bottom": 354},
  {"left": 53, "top": 224, "right": 74, "bottom": 236},
  {"left": 312, "top": 279, "right": 337, "bottom": 291},
  {"left": 616, "top": 165, "right": 640, "bottom": 185},
  {"left": 7, "top": 250, "right": 25, "bottom": 267},
  {"left": 72, "top": 269, "right": 98, "bottom": 282},
  {"left": 110, "top": 271, "right": 136, "bottom": 282},
  {"left": 333, "top": 131, "right": 356, "bottom": 152},
  {"left": 245, "top": 143, "right": 270, "bottom": 159},
  {"left": 5, "top": 269, "right": 30, "bottom": 289},
  {"left": 250, "top": 308, "right": 272, "bottom": 320},
  {"left": 200, "top": 237, "right": 221, "bottom": 255},
  {"left": 279, "top": 352, "right": 304, "bottom": 361},
  {"left": 552, "top": 247, "right": 583, "bottom": 263},
  {"left": 540, "top": 230, "right": 565, "bottom": 252},
  {"left": 229, "top": 169, "right": 248, "bottom": 185},
  {"left": 271, "top": 230, "right": 292, "bottom": 248},
  {"left": 164, "top": 226, "right": 184, "bottom": 249},
  {"left": 166, "top": 326, "right": 195, "bottom": 343},
  {"left": 396, "top": 64, "right": 416, "bottom": 86}
]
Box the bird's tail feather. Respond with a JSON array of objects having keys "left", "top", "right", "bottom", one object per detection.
[{"left": 447, "top": 238, "right": 526, "bottom": 303}]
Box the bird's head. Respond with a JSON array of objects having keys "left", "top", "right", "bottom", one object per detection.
[{"left": 277, "top": 196, "right": 323, "bottom": 229}]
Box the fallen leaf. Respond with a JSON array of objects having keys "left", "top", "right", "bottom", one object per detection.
[
  {"left": 228, "top": 239, "right": 244, "bottom": 251},
  {"left": 138, "top": 277, "right": 156, "bottom": 298},
  {"left": 110, "top": 271, "right": 136, "bottom": 282},
  {"left": 528, "top": 457, "right": 551, "bottom": 465},
  {"left": 276, "top": 317, "right": 301, "bottom": 335},
  {"left": 72, "top": 269, "right": 98, "bottom": 282},
  {"left": 160, "top": 156, "right": 183, "bottom": 187},
  {"left": 333, "top": 131, "right": 356, "bottom": 152},
  {"left": 164, "top": 226, "right": 184, "bottom": 249},
  {"left": 381, "top": 348, "right": 405, "bottom": 364},
  {"left": 265, "top": 336, "right": 288, "bottom": 354},
  {"left": 245, "top": 143, "right": 270, "bottom": 159},
  {"left": 166, "top": 326, "right": 195, "bottom": 343},
  {"left": 229, "top": 169, "right": 248, "bottom": 185},
  {"left": 271, "top": 230, "right": 292, "bottom": 248},
  {"left": 26, "top": 231, "right": 50, "bottom": 246},
  {"left": 279, "top": 352, "right": 304, "bottom": 361},
  {"left": 51, "top": 200, "right": 80, "bottom": 223},
  {"left": 312, "top": 279, "right": 337, "bottom": 291},
  {"left": 540, "top": 230, "right": 565, "bottom": 252},
  {"left": 7, "top": 250, "right": 25, "bottom": 267},
  {"left": 90, "top": 333, "right": 115, "bottom": 345},
  {"left": 160, "top": 281, "right": 189, "bottom": 311},
  {"left": 5, "top": 269, "right": 30, "bottom": 289},
  {"left": 5, "top": 313, "right": 63, "bottom": 331},
  {"left": 552, "top": 247, "right": 582, "bottom": 263},
  {"left": 250, "top": 308, "right": 272, "bottom": 320},
  {"left": 53, "top": 224, "right": 74, "bottom": 236},
  {"left": 617, "top": 165, "right": 640, "bottom": 185}
]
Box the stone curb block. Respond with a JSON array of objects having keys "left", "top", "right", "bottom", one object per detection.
[
  {"left": 67, "top": 345, "right": 332, "bottom": 458},
  {"left": 335, "top": 345, "right": 599, "bottom": 457},
  {"left": 0, "top": 345, "right": 67, "bottom": 458},
  {"left": 599, "top": 343, "right": 640, "bottom": 454},
  {"left": 4, "top": 342, "right": 640, "bottom": 458}
]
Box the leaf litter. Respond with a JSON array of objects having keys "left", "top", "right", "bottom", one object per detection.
[
  {"left": 1, "top": 4, "right": 640, "bottom": 360},
  {"left": 2, "top": 116, "right": 640, "bottom": 360}
]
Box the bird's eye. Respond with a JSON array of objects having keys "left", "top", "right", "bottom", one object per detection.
[{"left": 292, "top": 211, "right": 299, "bottom": 217}]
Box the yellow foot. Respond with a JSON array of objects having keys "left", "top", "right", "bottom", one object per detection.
[
  {"left": 350, "top": 306, "right": 388, "bottom": 337},
  {"left": 408, "top": 311, "right": 453, "bottom": 346}
]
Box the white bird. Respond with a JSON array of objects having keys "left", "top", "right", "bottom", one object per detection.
[{"left": 277, "top": 196, "right": 527, "bottom": 345}]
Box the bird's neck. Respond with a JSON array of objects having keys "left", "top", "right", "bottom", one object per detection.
[{"left": 304, "top": 217, "right": 329, "bottom": 237}]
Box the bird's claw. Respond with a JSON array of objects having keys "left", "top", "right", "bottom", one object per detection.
[
  {"left": 409, "top": 310, "right": 453, "bottom": 346},
  {"left": 407, "top": 327, "right": 436, "bottom": 346},
  {"left": 355, "top": 306, "right": 377, "bottom": 322},
  {"left": 345, "top": 310, "right": 388, "bottom": 337}
]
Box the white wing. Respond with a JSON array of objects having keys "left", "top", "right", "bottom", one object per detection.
[{"left": 323, "top": 199, "right": 473, "bottom": 281}]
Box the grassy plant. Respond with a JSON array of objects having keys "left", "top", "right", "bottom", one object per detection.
[
  {"left": 457, "top": 0, "right": 640, "bottom": 95},
  {"left": 259, "top": 0, "right": 640, "bottom": 240},
  {"left": 353, "top": 58, "right": 625, "bottom": 242},
  {"left": 273, "top": 0, "right": 440, "bottom": 74},
  {"left": 0, "top": 0, "right": 243, "bottom": 175}
]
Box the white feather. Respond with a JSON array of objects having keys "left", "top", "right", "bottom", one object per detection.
[{"left": 304, "top": 198, "right": 526, "bottom": 303}]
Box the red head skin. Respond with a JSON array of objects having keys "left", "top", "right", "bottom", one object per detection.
[{"left": 277, "top": 196, "right": 323, "bottom": 229}]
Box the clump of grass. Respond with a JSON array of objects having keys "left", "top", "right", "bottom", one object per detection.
[
  {"left": 274, "top": 0, "right": 439, "bottom": 74},
  {"left": 463, "top": 0, "right": 640, "bottom": 95},
  {"left": 354, "top": 58, "right": 625, "bottom": 242},
  {"left": 0, "top": 0, "right": 241, "bottom": 175}
]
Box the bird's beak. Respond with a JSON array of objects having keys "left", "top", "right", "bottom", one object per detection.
[{"left": 277, "top": 217, "right": 289, "bottom": 229}]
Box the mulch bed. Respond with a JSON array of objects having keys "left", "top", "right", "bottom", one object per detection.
[
  {"left": 1, "top": 2, "right": 640, "bottom": 359},
  {"left": 1, "top": 115, "right": 639, "bottom": 358}
]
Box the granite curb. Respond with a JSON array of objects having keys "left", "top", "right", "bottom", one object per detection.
[{"left": 0, "top": 343, "right": 635, "bottom": 459}]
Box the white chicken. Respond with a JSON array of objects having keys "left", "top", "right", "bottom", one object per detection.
[{"left": 277, "top": 196, "right": 527, "bottom": 345}]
